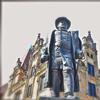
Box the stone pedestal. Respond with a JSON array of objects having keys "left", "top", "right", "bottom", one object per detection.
[
  {"left": 39, "top": 97, "right": 80, "bottom": 100},
  {"left": 39, "top": 88, "right": 80, "bottom": 100}
]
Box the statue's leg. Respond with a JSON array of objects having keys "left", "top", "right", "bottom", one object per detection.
[
  {"left": 52, "top": 70, "right": 60, "bottom": 97},
  {"left": 63, "top": 69, "right": 74, "bottom": 97},
  {"left": 59, "top": 69, "right": 64, "bottom": 92}
]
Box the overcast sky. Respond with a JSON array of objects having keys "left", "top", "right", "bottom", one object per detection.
[{"left": 2, "top": 2, "right": 100, "bottom": 85}]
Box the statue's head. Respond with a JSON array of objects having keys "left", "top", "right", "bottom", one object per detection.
[{"left": 55, "top": 17, "right": 71, "bottom": 31}]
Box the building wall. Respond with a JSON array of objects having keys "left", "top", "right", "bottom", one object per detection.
[
  {"left": 77, "top": 34, "right": 98, "bottom": 100},
  {"left": 3, "top": 80, "right": 25, "bottom": 99},
  {"left": 96, "top": 71, "right": 100, "bottom": 99}
]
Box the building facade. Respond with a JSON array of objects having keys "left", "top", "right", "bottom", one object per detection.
[
  {"left": 96, "top": 70, "right": 100, "bottom": 99},
  {"left": 3, "top": 31, "right": 100, "bottom": 100},
  {"left": 76, "top": 31, "right": 99, "bottom": 100}
]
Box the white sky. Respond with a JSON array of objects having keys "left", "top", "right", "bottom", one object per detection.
[{"left": 2, "top": 2, "right": 100, "bottom": 85}]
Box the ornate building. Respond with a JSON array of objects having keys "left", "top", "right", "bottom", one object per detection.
[
  {"left": 3, "top": 24, "right": 100, "bottom": 100},
  {"left": 76, "top": 31, "right": 99, "bottom": 100}
]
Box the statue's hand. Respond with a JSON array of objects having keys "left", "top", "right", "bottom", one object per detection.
[
  {"left": 75, "top": 50, "right": 83, "bottom": 59},
  {"left": 63, "top": 61, "right": 68, "bottom": 66},
  {"left": 62, "top": 57, "right": 69, "bottom": 66},
  {"left": 40, "top": 46, "right": 49, "bottom": 63},
  {"left": 78, "top": 50, "right": 84, "bottom": 59},
  {"left": 55, "top": 41, "right": 61, "bottom": 47}
]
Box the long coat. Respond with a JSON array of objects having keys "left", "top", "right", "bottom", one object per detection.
[{"left": 47, "top": 30, "right": 82, "bottom": 92}]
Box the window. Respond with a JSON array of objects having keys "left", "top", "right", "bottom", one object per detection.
[
  {"left": 14, "top": 91, "right": 21, "bottom": 100},
  {"left": 87, "top": 52, "right": 93, "bottom": 59},
  {"left": 24, "top": 63, "right": 28, "bottom": 71},
  {"left": 88, "top": 82, "right": 96, "bottom": 97},
  {"left": 30, "top": 67, "right": 36, "bottom": 77},
  {"left": 27, "top": 84, "right": 32, "bottom": 97},
  {"left": 39, "top": 74, "right": 47, "bottom": 91},
  {"left": 87, "top": 63, "right": 95, "bottom": 76},
  {"left": 87, "top": 52, "right": 89, "bottom": 57},
  {"left": 91, "top": 54, "right": 93, "bottom": 59}
]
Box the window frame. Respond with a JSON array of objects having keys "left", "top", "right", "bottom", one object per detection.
[
  {"left": 87, "top": 63, "right": 95, "bottom": 76},
  {"left": 14, "top": 91, "right": 21, "bottom": 100},
  {"left": 30, "top": 66, "right": 36, "bottom": 77},
  {"left": 27, "top": 84, "right": 32, "bottom": 97},
  {"left": 88, "top": 82, "right": 96, "bottom": 97}
]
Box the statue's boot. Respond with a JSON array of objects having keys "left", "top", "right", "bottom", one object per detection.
[
  {"left": 66, "top": 95, "right": 76, "bottom": 99},
  {"left": 65, "top": 94, "right": 80, "bottom": 100}
]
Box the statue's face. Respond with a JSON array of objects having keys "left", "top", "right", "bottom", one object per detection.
[{"left": 57, "top": 21, "right": 68, "bottom": 31}]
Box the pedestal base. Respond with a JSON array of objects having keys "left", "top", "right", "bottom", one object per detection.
[{"left": 39, "top": 96, "right": 80, "bottom": 100}]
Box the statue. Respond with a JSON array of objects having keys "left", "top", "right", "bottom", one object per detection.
[
  {"left": 41, "top": 17, "right": 83, "bottom": 99},
  {"left": 17, "top": 58, "right": 22, "bottom": 67}
]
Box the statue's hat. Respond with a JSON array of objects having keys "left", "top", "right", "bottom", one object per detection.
[{"left": 55, "top": 17, "right": 71, "bottom": 29}]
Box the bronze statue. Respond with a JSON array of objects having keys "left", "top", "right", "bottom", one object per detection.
[{"left": 41, "top": 17, "right": 83, "bottom": 99}]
